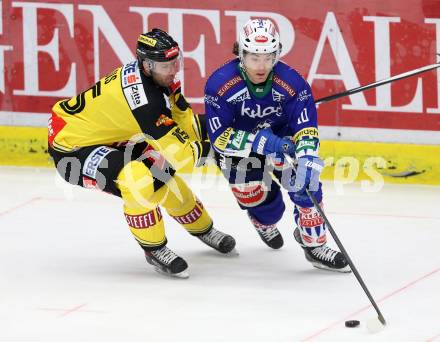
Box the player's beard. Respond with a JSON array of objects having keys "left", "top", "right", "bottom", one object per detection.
[{"left": 152, "top": 72, "right": 175, "bottom": 88}]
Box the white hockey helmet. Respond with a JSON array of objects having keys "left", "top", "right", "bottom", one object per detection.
[{"left": 238, "top": 18, "right": 281, "bottom": 66}]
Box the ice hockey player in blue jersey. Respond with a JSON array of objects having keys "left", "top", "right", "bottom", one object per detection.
[{"left": 204, "top": 18, "right": 350, "bottom": 272}]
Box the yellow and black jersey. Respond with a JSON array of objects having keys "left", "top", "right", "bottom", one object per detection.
[{"left": 49, "top": 60, "right": 205, "bottom": 171}]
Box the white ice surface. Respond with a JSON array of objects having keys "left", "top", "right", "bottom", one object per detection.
[{"left": 0, "top": 167, "right": 439, "bottom": 342}]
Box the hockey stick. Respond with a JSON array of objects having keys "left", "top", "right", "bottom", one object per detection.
[
  {"left": 284, "top": 154, "right": 386, "bottom": 326},
  {"left": 315, "top": 60, "right": 440, "bottom": 105}
]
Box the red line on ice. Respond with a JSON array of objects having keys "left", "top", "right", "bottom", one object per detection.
[
  {"left": 58, "top": 303, "right": 88, "bottom": 317},
  {"left": 301, "top": 267, "right": 440, "bottom": 341},
  {"left": 0, "top": 197, "right": 42, "bottom": 217}
]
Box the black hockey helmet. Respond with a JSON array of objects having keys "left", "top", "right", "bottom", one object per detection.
[{"left": 136, "top": 28, "right": 180, "bottom": 63}]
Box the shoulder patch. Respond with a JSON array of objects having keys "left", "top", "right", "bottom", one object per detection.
[
  {"left": 121, "top": 61, "right": 142, "bottom": 88},
  {"left": 273, "top": 75, "right": 296, "bottom": 97},
  {"left": 121, "top": 61, "right": 148, "bottom": 110},
  {"left": 217, "top": 76, "right": 243, "bottom": 96},
  {"left": 271, "top": 88, "right": 285, "bottom": 102},
  {"left": 155, "top": 114, "right": 175, "bottom": 127}
]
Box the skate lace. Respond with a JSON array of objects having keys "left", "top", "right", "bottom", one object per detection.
[
  {"left": 249, "top": 214, "right": 279, "bottom": 241},
  {"left": 151, "top": 247, "right": 178, "bottom": 265},
  {"left": 199, "top": 228, "right": 224, "bottom": 247},
  {"left": 257, "top": 225, "right": 279, "bottom": 241},
  {"left": 311, "top": 245, "right": 338, "bottom": 262}
]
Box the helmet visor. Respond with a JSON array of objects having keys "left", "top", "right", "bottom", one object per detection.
[
  {"left": 242, "top": 52, "right": 277, "bottom": 70},
  {"left": 148, "top": 51, "right": 183, "bottom": 76}
]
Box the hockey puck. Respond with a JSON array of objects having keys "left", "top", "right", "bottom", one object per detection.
[{"left": 345, "top": 320, "right": 360, "bottom": 328}]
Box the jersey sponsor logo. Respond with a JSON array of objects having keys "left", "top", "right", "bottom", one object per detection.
[
  {"left": 171, "top": 203, "right": 203, "bottom": 225},
  {"left": 296, "top": 138, "right": 317, "bottom": 151},
  {"left": 226, "top": 88, "right": 250, "bottom": 104},
  {"left": 230, "top": 130, "right": 249, "bottom": 150},
  {"left": 122, "top": 61, "right": 142, "bottom": 88},
  {"left": 298, "top": 89, "right": 312, "bottom": 102},
  {"left": 204, "top": 94, "right": 220, "bottom": 109},
  {"left": 273, "top": 75, "right": 296, "bottom": 97},
  {"left": 155, "top": 114, "right": 174, "bottom": 127},
  {"left": 293, "top": 127, "right": 319, "bottom": 142},
  {"left": 125, "top": 208, "right": 161, "bottom": 229},
  {"left": 83, "top": 146, "right": 115, "bottom": 179},
  {"left": 214, "top": 127, "right": 233, "bottom": 151},
  {"left": 298, "top": 207, "right": 325, "bottom": 228},
  {"left": 231, "top": 183, "right": 267, "bottom": 207},
  {"left": 217, "top": 76, "right": 242, "bottom": 96},
  {"left": 123, "top": 84, "right": 148, "bottom": 110},
  {"left": 138, "top": 35, "right": 157, "bottom": 47},
  {"left": 241, "top": 102, "right": 282, "bottom": 118}
]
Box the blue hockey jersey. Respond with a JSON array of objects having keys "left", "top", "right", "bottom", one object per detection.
[{"left": 204, "top": 58, "right": 319, "bottom": 158}]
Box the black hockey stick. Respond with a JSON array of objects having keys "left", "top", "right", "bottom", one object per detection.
[
  {"left": 315, "top": 60, "right": 440, "bottom": 105},
  {"left": 284, "top": 154, "right": 386, "bottom": 326}
]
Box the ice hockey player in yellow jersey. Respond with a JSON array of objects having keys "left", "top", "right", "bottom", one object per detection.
[{"left": 48, "top": 28, "right": 236, "bottom": 278}]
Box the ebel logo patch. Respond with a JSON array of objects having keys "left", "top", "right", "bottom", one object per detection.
[
  {"left": 241, "top": 102, "right": 282, "bottom": 118},
  {"left": 155, "top": 114, "right": 174, "bottom": 127},
  {"left": 83, "top": 146, "right": 115, "bottom": 179},
  {"left": 124, "top": 84, "right": 148, "bottom": 110},
  {"left": 272, "top": 89, "right": 285, "bottom": 102}
]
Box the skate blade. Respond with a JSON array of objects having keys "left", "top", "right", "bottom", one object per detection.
[
  {"left": 311, "top": 262, "right": 352, "bottom": 273},
  {"left": 223, "top": 247, "right": 239, "bottom": 257},
  {"left": 153, "top": 267, "right": 190, "bottom": 279}
]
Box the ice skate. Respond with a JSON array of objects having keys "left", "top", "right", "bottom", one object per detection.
[
  {"left": 144, "top": 246, "right": 189, "bottom": 278},
  {"left": 196, "top": 226, "right": 238, "bottom": 255},
  {"left": 248, "top": 213, "right": 284, "bottom": 249},
  {"left": 294, "top": 228, "right": 351, "bottom": 273}
]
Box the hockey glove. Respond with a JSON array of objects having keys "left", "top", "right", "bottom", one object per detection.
[
  {"left": 252, "top": 129, "right": 295, "bottom": 157},
  {"left": 292, "top": 156, "right": 324, "bottom": 194}
]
